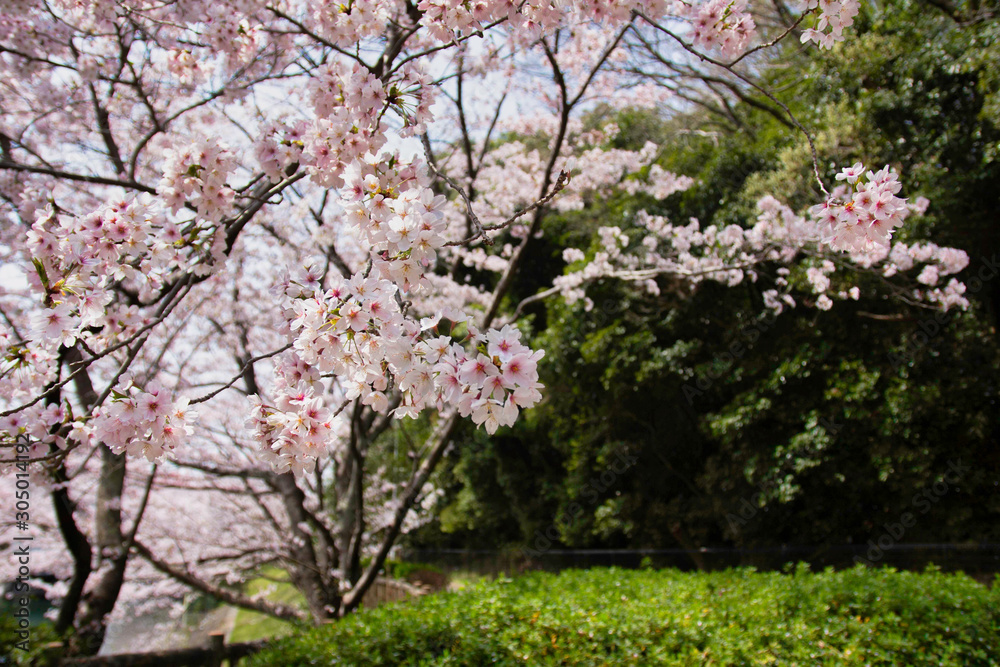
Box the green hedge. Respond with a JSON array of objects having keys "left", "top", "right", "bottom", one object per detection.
[
  {"left": 250, "top": 565, "right": 999, "bottom": 666},
  {"left": 0, "top": 616, "right": 59, "bottom": 665}
]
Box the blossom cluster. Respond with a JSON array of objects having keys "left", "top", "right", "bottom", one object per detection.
[
  {"left": 21, "top": 195, "right": 200, "bottom": 341},
  {"left": 0, "top": 394, "right": 64, "bottom": 459},
  {"left": 799, "top": 0, "right": 860, "bottom": 49},
  {"left": 810, "top": 164, "right": 909, "bottom": 253},
  {"left": 440, "top": 322, "right": 545, "bottom": 435},
  {"left": 0, "top": 321, "right": 58, "bottom": 406},
  {"left": 621, "top": 164, "right": 697, "bottom": 199},
  {"left": 87, "top": 381, "right": 197, "bottom": 462},
  {"left": 337, "top": 157, "right": 449, "bottom": 293},
  {"left": 299, "top": 62, "right": 389, "bottom": 189},
  {"left": 415, "top": 0, "right": 567, "bottom": 43},
  {"left": 469, "top": 135, "right": 694, "bottom": 232},
  {"left": 260, "top": 258, "right": 544, "bottom": 472},
  {"left": 199, "top": 6, "right": 263, "bottom": 70},
  {"left": 245, "top": 354, "right": 336, "bottom": 475},
  {"left": 254, "top": 121, "right": 307, "bottom": 185},
  {"left": 165, "top": 48, "right": 206, "bottom": 86},
  {"left": 760, "top": 194, "right": 969, "bottom": 312},
  {"left": 300, "top": 0, "right": 393, "bottom": 46},
  {"left": 689, "top": 0, "right": 757, "bottom": 59},
  {"left": 885, "top": 242, "right": 971, "bottom": 310},
  {"left": 0, "top": 190, "right": 216, "bottom": 455},
  {"left": 414, "top": 0, "right": 685, "bottom": 43},
  {"left": 159, "top": 140, "right": 236, "bottom": 224}
]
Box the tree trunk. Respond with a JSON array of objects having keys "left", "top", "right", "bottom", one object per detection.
[
  {"left": 73, "top": 446, "right": 128, "bottom": 655},
  {"left": 51, "top": 468, "right": 92, "bottom": 637},
  {"left": 273, "top": 473, "right": 340, "bottom": 622}
]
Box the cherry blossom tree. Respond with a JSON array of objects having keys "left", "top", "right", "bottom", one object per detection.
[{"left": 0, "top": 0, "right": 972, "bottom": 655}]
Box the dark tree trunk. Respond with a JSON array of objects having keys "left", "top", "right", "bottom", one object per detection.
[
  {"left": 273, "top": 473, "right": 340, "bottom": 622},
  {"left": 73, "top": 446, "right": 128, "bottom": 654}
]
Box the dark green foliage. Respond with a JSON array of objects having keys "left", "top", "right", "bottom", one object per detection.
[{"left": 250, "top": 566, "right": 1000, "bottom": 666}]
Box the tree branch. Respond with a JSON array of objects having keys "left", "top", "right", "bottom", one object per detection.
[{"left": 133, "top": 540, "right": 307, "bottom": 622}]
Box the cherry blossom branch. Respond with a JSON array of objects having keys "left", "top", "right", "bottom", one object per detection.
[
  {"left": 421, "top": 133, "right": 492, "bottom": 246},
  {"left": 0, "top": 160, "right": 156, "bottom": 194},
  {"left": 127, "top": 60, "right": 273, "bottom": 181},
  {"left": 727, "top": 10, "right": 811, "bottom": 66},
  {"left": 386, "top": 18, "right": 508, "bottom": 77},
  {"left": 856, "top": 311, "right": 911, "bottom": 321},
  {"left": 794, "top": 246, "right": 954, "bottom": 311},
  {"left": 89, "top": 83, "right": 127, "bottom": 177},
  {"left": 0, "top": 281, "right": 192, "bottom": 421},
  {"left": 0, "top": 444, "right": 77, "bottom": 466},
  {"left": 477, "top": 90, "right": 508, "bottom": 168},
  {"left": 507, "top": 285, "right": 561, "bottom": 322},
  {"left": 265, "top": 6, "right": 368, "bottom": 65},
  {"left": 123, "top": 464, "right": 157, "bottom": 554},
  {"left": 480, "top": 35, "right": 577, "bottom": 326},
  {"left": 0, "top": 304, "right": 24, "bottom": 343},
  {"left": 223, "top": 170, "right": 307, "bottom": 254},
  {"left": 373, "top": 20, "right": 424, "bottom": 79},
  {"left": 188, "top": 343, "right": 293, "bottom": 405},
  {"left": 597, "top": 261, "right": 763, "bottom": 283},
  {"left": 332, "top": 398, "right": 352, "bottom": 418},
  {"left": 507, "top": 259, "right": 763, "bottom": 324},
  {"left": 455, "top": 61, "right": 476, "bottom": 179},
  {"left": 169, "top": 459, "right": 272, "bottom": 480},
  {"left": 636, "top": 11, "right": 830, "bottom": 197},
  {"left": 441, "top": 170, "right": 571, "bottom": 248},
  {"left": 133, "top": 540, "right": 307, "bottom": 622},
  {"left": 484, "top": 169, "right": 571, "bottom": 235},
  {"left": 622, "top": 42, "right": 792, "bottom": 128},
  {"left": 0, "top": 46, "right": 76, "bottom": 71},
  {"left": 194, "top": 547, "right": 275, "bottom": 565},
  {"left": 89, "top": 288, "right": 194, "bottom": 413},
  {"left": 568, "top": 20, "right": 634, "bottom": 108},
  {"left": 245, "top": 479, "right": 285, "bottom": 535}
]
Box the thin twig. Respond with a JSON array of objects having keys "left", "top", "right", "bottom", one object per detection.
[
  {"left": 421, "top": 133, "right": 492, "bottom": 246},
  {"left": 636, "top": 11, "right": 830, "bottom": 197},
  {"left": 188, "top": 343, "right": 293, "bottom": 405},
  {"left": 443, "top": 170, "right": 571, "bottom": 247}
]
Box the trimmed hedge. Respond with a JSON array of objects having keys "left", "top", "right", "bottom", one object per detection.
[{"left": 250, "top": 565, "right": 999, "bottom": 666}]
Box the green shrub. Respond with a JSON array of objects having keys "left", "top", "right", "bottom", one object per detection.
[
  {"left": 0, "top": 614, "right": 60, "bottom": 666},
  {"left": 250, "top": 565, "right": 1000, "bottom": 666}
]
